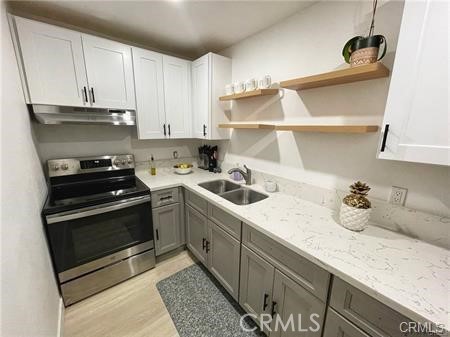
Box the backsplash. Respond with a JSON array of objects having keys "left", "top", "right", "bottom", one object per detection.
[
  {"left": 234, "top": 166, "right": 450, "bottom": 249},
  {"left": 32, "top": 123, "right": 201, "bottom": 162}
]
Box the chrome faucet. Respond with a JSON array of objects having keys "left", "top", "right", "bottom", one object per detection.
[{"left": 228, "top": 165, "right": 252, "bottom": 185}]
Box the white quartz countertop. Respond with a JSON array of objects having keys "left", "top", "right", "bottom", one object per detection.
[{"left": 136, "top": 167, "right": 450, "bottom": 331}]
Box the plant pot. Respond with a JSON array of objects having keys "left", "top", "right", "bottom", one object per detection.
[
  {"left": 339, "top": 202, "right": 371, "bottom": 231},
  {"left": 342, "top": 35, "right": 387, "bottom": 67}
]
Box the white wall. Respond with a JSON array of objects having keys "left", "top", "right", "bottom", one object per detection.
[
  {"left": 33, "top": 123, "right": 200, "bottom": 163},
  {"left": 1, "top": 1, "right": 61, "bottom": 336},
  {"left": 220, "top": 0, "right": 450, "bottom": 218}
]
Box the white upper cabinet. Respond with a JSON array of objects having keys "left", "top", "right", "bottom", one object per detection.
[
  {"left": 13, "top": 16, "right": 88, "bottom": 107},
  {"left": 82, "top": 35, "right": 135, "bottom": 110},
  {"left": 163, "top": 55, "right": 191, "bottom": 138},
  {"left": 192, "top": 54, "right": 210, "bottom": 138},
  {"left": 132, "top": 48, "right": 166, "bottom": 139},
  {"left": 192, "top": 53, "right": 231, "bottom": 140},
  {"left": 12, "top": 16, "right": 135, "bottom": 110},
  {"left": 378, "top": 0, "right": 449, "bottom": 166}
]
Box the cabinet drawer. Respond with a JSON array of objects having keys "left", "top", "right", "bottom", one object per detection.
[
  {"left": 323, "top": 308, "right": 370, "bottom": 337},
  {"left": 152, "top": 188, "right": 179, "bottom": 208},
  {"left": 330, "top": 277, "right": 420, "bottom": 337},
  {"left": 208, "top": 204, "right": 241, "bottom": 240},
  {"left": 242, "top": 224, "right": 330, "bottom": 301},
  {"left": 185, "top": 189, "right": 208, "bottom": 215}
]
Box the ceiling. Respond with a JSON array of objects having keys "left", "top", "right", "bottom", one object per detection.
[{"left": 7, "top": 0, "right": 315, "bottom": 59}]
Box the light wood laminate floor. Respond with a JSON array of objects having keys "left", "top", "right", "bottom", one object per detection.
[{"left": 64, "top": 250, "right": 196, "bottom": 337}]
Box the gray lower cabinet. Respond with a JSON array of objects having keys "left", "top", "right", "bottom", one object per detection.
[
  {"left": 207, "top": 220, "right": 241, "bottom": 301},
  {"left": 329, "top": 277, "right": 428, "bottom": 337},
  {"left": 323, "top": 308, "right": 370, "bottom": 337},
  {"left": 239, "top": 245, "right": 275, "bottom": 334},
  {"left": 152, "top": 203, "right": 181, "bottom": 256},
  {"left": 186, "top": 204, "right": 208, "bottom": 265},
  {"left": 270, "top": 269, "right": 325, "bottom": 337},
  {"left": 240, "top": 245, "right": 325, "bottom": 337}
]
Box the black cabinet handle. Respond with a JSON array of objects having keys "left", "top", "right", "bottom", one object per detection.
[
  {"left": 262, "top": 293, "right": 269, "bottom": 311},
  {"left": 380, "top": 124, "right": 389, "bottom": 152},
  {"left": 202, "top": 238, "right": 206, "bottom": 250},
  {"left": 90, "top": 87, "right": 95, "bottom": 103},
  {"left": 163, "top": 124, "right": 166, "bottom": 136},
  {"left": 203, "top": 124, "right": 207, "bottom": 137},
  {"left": 83, "top": 87, "right": 88, "bottom": 103},
  {"left": 156, "top": 229, "right": 159, "bottom": 241},
  {"left": 271, "top": 301, "right": 277, "bottom": 317},
  {"left": 205, "top": 240, "right": 210, "bottom": 253},
  {"left": 168, "top": 124, "right": 171, "bottom": 137},
  {"left": 159, "top": 195, "right": 173, "bottom": 202}
]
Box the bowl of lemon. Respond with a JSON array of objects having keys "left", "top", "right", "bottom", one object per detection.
[{"left": 173, "top": 163, "right": 193, "bottom": 175}]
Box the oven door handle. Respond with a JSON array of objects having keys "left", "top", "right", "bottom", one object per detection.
[{"left": 46, "top": 195, "right": 151, "bottom": 224}]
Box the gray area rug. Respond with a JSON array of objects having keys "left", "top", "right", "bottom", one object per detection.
[{"left": 157, "top": 263, "right": 265, "bottom": 337}]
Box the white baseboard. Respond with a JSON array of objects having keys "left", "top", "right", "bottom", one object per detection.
[{"left": 57, "top": 297, "right": 64, "bottom": 337}]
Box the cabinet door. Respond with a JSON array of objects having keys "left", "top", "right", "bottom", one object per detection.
[
  {"left": 191, "top": 54, "right": 210, "bottom": 139},
  {"left": 239, "top": 245, "right": 275, "bottom": 333},
  {"left": 14, "top": 16, "right": 88, "bottom": 107},
  {"left": 378, "top": 0, "right": 449, "bottom": 166},
  {"left": 152, "top": 203, "right": 181, "bottom": 256},
  {"left": 163, "top": 56, "right": 191, "bottom": 138},
  {"left": 132, "top": 48, "right": 166, "bottom": 139},
  {"left": 186, "top": 205, "right": 207, "bottom": 265},
  {"left": 207, "top": 221, "right": 241, "bottom": 301},
  {"left": 270, "top": 270, "right": 325, "bottom": 337},
  {"left": 82, "top": 34, "right": 135, "bottom": 109},
  {"left": 323, "top": 309, "right": 370, "bottom": 337}
]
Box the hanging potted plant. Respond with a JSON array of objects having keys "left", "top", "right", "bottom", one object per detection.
[
  {"left": 342, "top": 0, "right": 387, "bottom": 67},
  {"left": 340, "top": 181, "right": 372, "bottom": 231}
]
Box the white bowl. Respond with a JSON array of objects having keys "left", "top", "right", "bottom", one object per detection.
[{"left": 174, "top": 167, "right": 193, "bottom": 175}]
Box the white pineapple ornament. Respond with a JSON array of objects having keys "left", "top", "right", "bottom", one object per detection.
[{"left": 340, "top": 181, "right": 372, "bottom": 231}]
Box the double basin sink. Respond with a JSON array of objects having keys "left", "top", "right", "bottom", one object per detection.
[{"left": 198, "top": 180, "right": 268, "bottom": 205}]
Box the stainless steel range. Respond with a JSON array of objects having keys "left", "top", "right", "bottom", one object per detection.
[{"left": 42, "top": 154, "right": 155, "bottom": 306}]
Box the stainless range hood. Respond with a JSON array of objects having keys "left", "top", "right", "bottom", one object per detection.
[{"left": 30, "top": 104, "right": 136, "bottom": 126}]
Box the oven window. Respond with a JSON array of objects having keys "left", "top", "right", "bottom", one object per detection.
[{"left": 46, "top": 200, "right": 153, "bottom": 273}]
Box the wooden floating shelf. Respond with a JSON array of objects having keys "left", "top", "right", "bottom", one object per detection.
[
  {"left": 218, "top": 123, "right": 378, "bottom": 133},
  {"left": 218, "top": 123, "right": 275, "bottom": 130},
  {"left": 275, "top": 125, "right": 379, "bottom": 133},
  {"left": 280, "top": 63, "right": 390, "bottom": 90},
  {"left": 219, "top": 88, "right": 279, "bottom": 101}
]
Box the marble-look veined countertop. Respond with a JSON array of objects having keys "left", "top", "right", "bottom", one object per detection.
[{"left": 136, "top": 167, "right": 450, "bottom": 331}]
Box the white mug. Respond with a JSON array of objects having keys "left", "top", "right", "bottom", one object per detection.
[
  {"left": 233, "top": 81, "right": 245, "bottom": 94},
  {"left": 225, "top": 84, "right": 234, "bottom": 95},
  {"left": 245, "top": 78, "right": 256, "bottom": 92},
  {"left": 264, "top": 180, "right": 277, "bottom": 193},
  {"left": 258, "top": 75, "right": 272, "bottom": 89}
]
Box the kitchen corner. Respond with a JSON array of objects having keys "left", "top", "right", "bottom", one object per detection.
[{"left": 136, "top": 163, "right": 450, "bottom": 331}]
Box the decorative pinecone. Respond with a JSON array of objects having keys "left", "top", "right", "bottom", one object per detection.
[
  {"left": 349, "top": 181, "right": 370, "bottom": 196},
  {"left": 343, "top": 181, "right": 371, "bottom": 209}
]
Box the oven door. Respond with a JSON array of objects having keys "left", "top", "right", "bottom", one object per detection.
[{"left": 45, "top": 195, "right": 153, "bottom": 282}]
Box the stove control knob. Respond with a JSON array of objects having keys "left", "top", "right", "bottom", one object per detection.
[
  {"left": 61, "top": 163, "right": 69, "bottom": 170},
  {"left": 114, "top": 160, "right": 121, "bottom": 166},
  {"left": 121, "top": 159, "right": 126, "bottom": 165},
  {"left": 127, "top": 159, "right": 133, "bottom": 164},
  {"left": 52, "top": 164, "right": 60, "bottom": 171}
]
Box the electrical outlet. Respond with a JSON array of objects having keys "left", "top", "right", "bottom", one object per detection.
[{"left": 389, "top": 186, "right": 408, "bottom": 206}]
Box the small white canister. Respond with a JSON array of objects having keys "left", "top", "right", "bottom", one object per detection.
[{"left": 264, "top": 180, "right": 277, "bottom": 193}]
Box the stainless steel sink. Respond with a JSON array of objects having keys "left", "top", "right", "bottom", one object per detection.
[
  {"left": 220, "top": 188, "right": 268, "bottom": 205},
  {"left": 198, "top": 179, "right": 241, "bottom": 194}
]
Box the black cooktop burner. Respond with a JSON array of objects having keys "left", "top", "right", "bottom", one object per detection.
[{"left": 42, "top": 175, "right": 150, "bottom": 215}]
